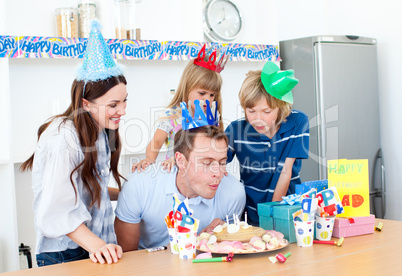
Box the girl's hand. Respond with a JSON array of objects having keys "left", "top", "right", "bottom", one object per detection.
[
  {"left": 131, "top": 158, "right": 155, "bottom": 172},
  {"left": 89, "top": 243, "right": 123, "bottom": 264},
  {"left": 161, "top": 156, "right": 176, "bottom": 172}
]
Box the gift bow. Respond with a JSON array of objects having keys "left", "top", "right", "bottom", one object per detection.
[{"left": 280, "top": 194, "right": 302, "bottom": 205}]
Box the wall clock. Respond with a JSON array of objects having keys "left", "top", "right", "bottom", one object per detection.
[{"left": 203, "top": 0, "right": 243, "bottom": 42}]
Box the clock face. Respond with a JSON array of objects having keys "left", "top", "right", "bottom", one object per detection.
[{"left": 204, "top": 0, "right": 242, "bottom": 41}]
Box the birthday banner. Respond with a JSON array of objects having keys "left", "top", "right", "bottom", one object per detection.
[
  {"left": 327, "top": 159, "right": 370, "bottom": 217},
  {"left": 0, "top": 36, "right": 280, "bottom": 61}
]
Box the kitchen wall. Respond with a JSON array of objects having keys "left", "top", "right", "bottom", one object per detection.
[
  {"left": 1, "top": 0, "right": 402, "bottom": 272},
  {"left": 1, "top": 0, "right": 275, "bottom": 271}
]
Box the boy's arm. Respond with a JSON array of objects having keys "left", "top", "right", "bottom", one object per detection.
[
  {"left": 224, "top": 124, "right": 236, "bottom": 163},
  {"left": 114, "top": 217, "right": 141, "bottom": 252},
  {"left": 272, "top": 157, "right": 296, "bottom": 202}
]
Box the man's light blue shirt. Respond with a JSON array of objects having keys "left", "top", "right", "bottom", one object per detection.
[{"left": 115, "top": 166, "right": 246, "bottom": 249}]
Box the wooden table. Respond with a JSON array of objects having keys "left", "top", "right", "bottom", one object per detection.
[{"left": 3, "top": 219, "right": 401, "bottom": 276}]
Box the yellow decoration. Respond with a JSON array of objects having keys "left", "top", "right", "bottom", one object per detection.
[
  {"left": 328, "top": 159, "right": 370, "bottom": 217},
  {"left": 303, "top": 236, "right": 312, "bottom": 245}
]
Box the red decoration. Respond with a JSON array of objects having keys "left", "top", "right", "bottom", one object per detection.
[{"left": 194, "top": 44, "right": 229, "bottom": 73}]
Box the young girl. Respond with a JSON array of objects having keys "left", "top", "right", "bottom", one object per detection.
[
  {"left": 20, "top": 21, "right": 126, "bottom": 266},
  {"left": 225, "top": 61, "right": 310, "bottom": 226},
  {"left": 132, "top": 46, "right": 226, "bottom": 172}
]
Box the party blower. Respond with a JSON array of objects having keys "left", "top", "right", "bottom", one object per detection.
[
  {"left": 313, "top": 237, "right": 344, "bottom": 247},
  {"left": 269, "top": 252, "right": 291, "bottom": 264},
  {"left": 192, "top": 253, "right": 234, "bottom": 263}
]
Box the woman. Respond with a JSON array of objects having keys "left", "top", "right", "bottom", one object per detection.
[{"left": 21, "top": 21, "right": 127, "bottom": 266}]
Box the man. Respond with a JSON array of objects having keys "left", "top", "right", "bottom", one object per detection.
[{"left": 114, "top": 125, "right": 246, "bottom": 251}]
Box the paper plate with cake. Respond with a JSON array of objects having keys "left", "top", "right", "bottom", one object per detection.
[{"left": 196, "top": 221, "right": 289, "bottom": 255}]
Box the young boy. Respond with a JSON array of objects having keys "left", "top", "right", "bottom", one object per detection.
[{"left": 225, "top": 61, "right": 309, "bottom": 226}]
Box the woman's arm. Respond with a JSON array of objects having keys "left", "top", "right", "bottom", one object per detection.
[
  {"left": 132, "top": 129, "right": 168, "bottom": 172},
  {"left": 272, "top": 157, "right": 296, "bottom": 202},
  {"left": 67, "top": 223, "right": 123, "bottom": 264}
]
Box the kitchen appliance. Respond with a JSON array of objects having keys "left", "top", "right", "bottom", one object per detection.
[{"left": 279, "top": 35, "right": 385, "bottom": 218}]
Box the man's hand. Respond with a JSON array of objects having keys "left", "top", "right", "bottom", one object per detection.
[{"left": 200, "top": 218, "right": 225, "bottom": 233}]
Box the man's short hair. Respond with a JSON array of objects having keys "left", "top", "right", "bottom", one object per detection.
[{"left": 174, "top": 125, "right": 228, "bottom": 159}]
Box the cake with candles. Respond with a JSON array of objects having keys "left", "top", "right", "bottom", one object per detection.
[{"left": 196, "top": 214, "right": 288, "bottom": 254}]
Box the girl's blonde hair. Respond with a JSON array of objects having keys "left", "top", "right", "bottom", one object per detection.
[
  {"left": 166, "top": 60, "right": 224, "bottom": 130},
  {"left": 239, "top": 70, "right": 292, "bottom": 125}
]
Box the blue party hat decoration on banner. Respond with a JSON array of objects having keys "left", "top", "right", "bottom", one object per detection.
[
  {"left": 77, "top": 20, "right": 123, "bottom": 82},
  {"left": 180, "top": 100, "right": 219, "bottom": 130}
]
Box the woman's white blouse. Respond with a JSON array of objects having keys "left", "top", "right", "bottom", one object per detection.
[{"left": 32, "top": 118, "right": 116, "bottom": 254}]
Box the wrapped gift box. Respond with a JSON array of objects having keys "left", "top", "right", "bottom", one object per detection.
[
  {"left": 295, "top": 180, "right": 328, "bottom": 195},
  {"left": 257, "top": 202, "right": 301, "bottom": 243},
  {"left": 332, "top": 214, "right": 375, "bottom": 238}
]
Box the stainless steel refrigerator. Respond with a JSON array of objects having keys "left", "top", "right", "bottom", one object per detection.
[{"left": 279, "top": 36, "right": 385, "bottom": 218}]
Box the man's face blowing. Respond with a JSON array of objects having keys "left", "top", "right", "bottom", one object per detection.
[{"left": 176, "top": 134, "right": 228, "bottom": 199}]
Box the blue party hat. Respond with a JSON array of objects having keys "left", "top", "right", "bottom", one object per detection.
[
  {"left": 180, "top": 100, "right": 219, "bottom": 130},
  {"left": 77, "top": 21, "right": 123, "bottom": 82}
]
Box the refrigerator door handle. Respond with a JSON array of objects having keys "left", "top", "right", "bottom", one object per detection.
[{"left": 381, "top": 163, "right": 386, "bottom": 219}]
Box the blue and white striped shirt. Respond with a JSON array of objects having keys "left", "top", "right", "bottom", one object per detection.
[{"left": 225, "top": 110, "right": 309, "bottom": 226}]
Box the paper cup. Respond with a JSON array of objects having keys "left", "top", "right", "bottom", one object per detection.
[
  {"left": 315, "top": 215, "right": 335, "bottom": 241},
  {"left": 168, "top": 228, "right": 179, "bottom": 254},
  {"left": 294, "top": 221, "right": 315, "bottom": 247},
  {"left": 176, "top": 231, "right": 197, "bottom": 259}
]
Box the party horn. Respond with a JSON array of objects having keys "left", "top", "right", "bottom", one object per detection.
[
  {"left": 192, "top": 253, "right": 234, "bottom": 263},
  {"left": 375, "top": 222, "right": 383, "bottom": 231},
  {"left": 276, "top": 252, "right": 291, "bottom": 263},
  {"left": 313, "top": 237, "right": 344, "bottom": 247}
]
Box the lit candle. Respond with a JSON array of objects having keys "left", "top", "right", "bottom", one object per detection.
[
  {"left": 245, "top": 212, "right": 248, "bottom": 224},
  {"left": 233, "top": 214, "right": 236, "bottom": 225},
  {"left": 226, "top": 215, "right": 229, "bottom": 225}
]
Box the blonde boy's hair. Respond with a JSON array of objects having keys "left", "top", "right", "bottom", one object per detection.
[
  {"left": 239, "top": 70, "right": 292, "bottom": 125},
  {"left": 166, "top": 60, "right": 224, "bottom": 130}
]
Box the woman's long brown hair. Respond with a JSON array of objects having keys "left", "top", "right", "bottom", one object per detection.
[{"left": 20, "top": 76, "right": 127, "bottom": 208}]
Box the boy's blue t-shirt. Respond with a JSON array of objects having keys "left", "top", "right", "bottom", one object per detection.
[{"left": 225, "top": 110, "right": 310, "bottom": 226}]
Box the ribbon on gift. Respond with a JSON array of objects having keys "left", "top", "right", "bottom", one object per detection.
[
  {"left": 269, "top": 203, "right": 283, "bottom": 229},
  {"left": 280, "top": 188, "right": 317, "bottom": 205},
  {"left": 280, "top": 194, "right": 301, "bottom": 205}
]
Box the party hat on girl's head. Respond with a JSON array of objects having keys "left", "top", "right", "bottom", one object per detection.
[
  {"left": 194, "top": 44, "right": 229, "bottom": 73},
  {"left": 77, "top": 20, "right": 123, "bottom": 82}
]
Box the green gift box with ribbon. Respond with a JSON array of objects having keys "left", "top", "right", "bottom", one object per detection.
[{"left": 257, "top": 202, "right": 301, "bottom": 243}]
